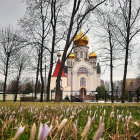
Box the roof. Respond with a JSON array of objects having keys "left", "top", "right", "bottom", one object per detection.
[
  {"left": 68, "top": 52, "right": 76, "bottom": 59},
  {"left": 52, "top": 59, "right": 67, "bottom": 77},
  {"left": 89, "top": 52, "right": 97, "bottom": 59}
]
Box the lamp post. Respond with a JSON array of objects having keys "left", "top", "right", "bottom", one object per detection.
[
  {"left": 95, "top": 91, "right": 98, "bottom": 102},
  {"left": 104, "top": 90, "right": 107, "bottom": 102},
  {"left": 128, "top": 90, "right": 132, "bottom": 103}
]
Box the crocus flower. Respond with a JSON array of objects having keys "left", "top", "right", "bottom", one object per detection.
[
  {"left": 38, "top": 123, "right": 52, "bottom": 140},
  {"left": 94, "top": 123, "right": 104, "bottom": 140},
  {"left": 73, "top": 120, "right": 77, "bottom": 138},
  {"left": 133, "top": 121, "right": 140, "bottom": 127},
  {"left": 70, "top": 116, "right": 75, "bottom": 119},
  {"left": 13, "top": 125, "right": 25, "bottom": 140},
  {"left": 57, "top": 118, "right": 67, "bottom": 132},
  {"left": 30, "top": 123, "right": 36, "bottom": 140},
  {"left": 110, "top": 111, "right": 114, "bottom": 118},
  {"left": 117, "top": 114, "right": 122, "bottom": 120},
  {"left": 128, "top": 115, "right": 132, "bottom": 123},
  {"left": 99, "top": 116, "right": 103, "bottom": 123},
  {"left": 92, "top": 110, "right": 97, "bottom": 121},
  {"left": 81, "top": 116, "right": 91, "bottom": 139}
]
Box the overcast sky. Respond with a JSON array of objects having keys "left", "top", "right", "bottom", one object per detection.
[
  {"left": 0, "top": 0, "right": 26, "bottom": 28},
  {"left": 0, "top": 0, "right": 139, "bottom": 82}
]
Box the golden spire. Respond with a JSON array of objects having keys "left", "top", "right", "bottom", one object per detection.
[{"left": 73, "top": 30, "right": 89, "bottom": 46}]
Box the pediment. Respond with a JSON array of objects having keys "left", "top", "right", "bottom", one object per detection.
[{"left": 73, "top": 59, "right": 94, "bottom": 73}]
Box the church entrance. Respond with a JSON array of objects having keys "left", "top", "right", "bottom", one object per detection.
[{"left": 80, "top": 88, "right": 86, "bottom": 99}]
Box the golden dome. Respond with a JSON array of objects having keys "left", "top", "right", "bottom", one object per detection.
[
  {"left": 88, "top": 52, "right": 97, "bottom": 59},
  {"left": 73, "top": 30, "right": 89, "bottom": 46},
  {"left": 68, "top": 52, "right": 75, "bottom": 59}
]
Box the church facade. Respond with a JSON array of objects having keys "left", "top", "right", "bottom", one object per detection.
[{"left": 50, "top": 31, "right": 101, "bottom": 100}]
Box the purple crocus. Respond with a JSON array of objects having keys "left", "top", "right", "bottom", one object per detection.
[{"left": 38, "top": 123, "right": 52, "bottom": 140}]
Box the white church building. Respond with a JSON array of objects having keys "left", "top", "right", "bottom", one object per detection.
[{"left": 50, "top": 31, "right": 101, "bottom": 101}]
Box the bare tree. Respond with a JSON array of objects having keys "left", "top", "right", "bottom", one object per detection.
[
  {"left": 46, "top": 0, "right": 66, "bottom": 101},
  {"left": 34, "top": 49, "right": 40, "bottom": 100},
  {"left": 20, "top": 0, "right": 51, "bottom": 102},
  {"left": 114, "top": 0, "right": 140, "bottom": 103},
  {"left": 20, "top": 0, "right": 69, "bottom": 102},
  {"left": 55, "top": 0, "right": 106, "bottom": 101},
  {"left": 94, "top": 2, "right": 123, "bottom": 103},
  {"left": 13, "top": 52, "right": 29, "bottom": 102},
  {"left": 0, "top": 27, "right": 26, "bottom": 102}
]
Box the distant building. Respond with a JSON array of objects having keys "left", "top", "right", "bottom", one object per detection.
[
  {"left": 50, "top": 31, "right": 101, "bottom": 100},
  {"left": 125, "top": 78, "right": 140, "bottom": 91}
]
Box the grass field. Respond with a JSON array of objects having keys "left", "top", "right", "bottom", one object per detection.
[{"left": 0, "top": 102, "right": 140, "bottom": 140}]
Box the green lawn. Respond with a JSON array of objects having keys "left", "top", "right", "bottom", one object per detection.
[{"left": 0, "top": 102, "right": 140, "bottom": 140}]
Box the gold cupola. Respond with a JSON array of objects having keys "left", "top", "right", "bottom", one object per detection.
[
  {"left": 73, "top": 30, "right": 89, "bottom": 46},
  {"left": 88, "top": 52, "right": 97, "bottom": 59},
  {"left": 68, "top": 52, "right": 76, "bottom": 59}
]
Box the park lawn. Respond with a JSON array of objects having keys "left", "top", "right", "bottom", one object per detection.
[{"left": 0, "top": 102, "right": 140, "bottom": 140}]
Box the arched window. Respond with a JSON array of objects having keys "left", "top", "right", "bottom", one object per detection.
[
  {"left": 85, "top": 52, "right": 87, "bottom": 58},
  {"left": 80, "top": 78, "right": 86, "bottom": 87},
  {"left": 78, "top": 67, "right": 88, "bottom": 75},
  {"left": 80, "top": 51, "right": 83, "bottom": 58}
]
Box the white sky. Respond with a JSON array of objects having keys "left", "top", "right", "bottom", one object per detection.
[{"left": 0, "top": 0, "right": 139, "bottom": 82}]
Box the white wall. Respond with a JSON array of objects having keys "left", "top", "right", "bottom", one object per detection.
[
  {"left": 72, "top": 59, "right": 98, "bottom": 92},
  {"left": 0, "top": 94, "right": 20, "bottom": 101},
  {"left": 50, "top": 77, "right": 71, "bottom": 100}
]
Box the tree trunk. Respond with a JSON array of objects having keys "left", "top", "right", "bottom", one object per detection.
[
  {"left": 55, "top": 0, "right": 76, "bottom": 102},
  {"left": 40, "top": 47, "right": 44, "bottom": 102},
  {"left": 14, "top": 78, "right": 19, "bottom": 102},
  {"left": 46, "top": 68, "right": 52, "bottom": 101},
  {"left": 14, "top": 66, "right": 22, "bottom": 102},
  {"left": 44, "top": 63, "right": 47, "bottom": 101},
  {"left": 55, "top": 51, "right": 67, "bottom": 102},
  {"left": 46, "top": 32, "right": 56, "bottom": 102},
  {"left": 110, "top": 47, "right": 114, "bottom": 103},
  {"left": 109, "top": 28, "right": 114, "bottom": 103},
  {"left": 40, "top": 0, "right": 45, "bottom": 102},
  {"left": 35, "top": 52, "right": 40, "bottom": 100},
  {"left": 46, "top": 0, "right": 57, "bottom": 102},
  {"left": 121, "top": 44, "right": 129, "bottom": 103},
  {"left": 121, "top": 0, "right": 131, "bottom": 103},
  {"left": 3, "top": 55, "right": 10, "bottom": 102},
  {"left": 55, "top": 78, "right": 61, "bottom": 102}
]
